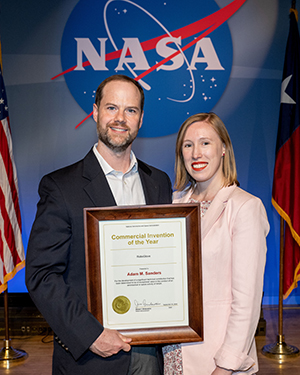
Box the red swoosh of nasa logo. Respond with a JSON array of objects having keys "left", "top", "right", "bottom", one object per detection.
[{"left": 53, "top": 0, "right": 247, "bottom": 128}]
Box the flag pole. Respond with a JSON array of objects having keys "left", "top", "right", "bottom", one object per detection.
[
  {"left": 262, "top": 218, "right": 299, "bottom": 360},
  {"left": 0, "top": 288, "right": 28, "bottom": 368}
]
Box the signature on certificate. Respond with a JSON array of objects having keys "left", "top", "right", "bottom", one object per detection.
[{"left": 134, "top": 299, "right": 161, "bottom": 308}]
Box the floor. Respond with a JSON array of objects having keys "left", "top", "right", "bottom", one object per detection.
[
  {"left": 0, "top": 306, "right": 300, "bottom": 374},
  {"left": 256, "top": 306, "right": 300, "bottom": 375}
]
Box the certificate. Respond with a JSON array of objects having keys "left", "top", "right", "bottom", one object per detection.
[
  {"left": 84, "top": 204, "right": 203, "bottom": 345},
  {"left": 100, "top": 217, "right": 188, "bottom": 330}
]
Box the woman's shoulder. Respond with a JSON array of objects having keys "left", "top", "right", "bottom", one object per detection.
[
  {"left": 172, "top": 188, "right": 192, "bottom": 203},
  {"left": 221, "top": 185, "right": 267, "bottom": 219},
  {"left": 229, "top": 185, "right": 263, "bottom": 205},
  {"left": 214, "top": 185, "right": 266, "bottom": 214}
]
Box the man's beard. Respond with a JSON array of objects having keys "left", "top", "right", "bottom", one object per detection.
[{"left": 97, "top": 123, "right": 139, "bottom": 153}]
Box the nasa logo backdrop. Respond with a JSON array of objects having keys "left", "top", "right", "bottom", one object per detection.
[{"left": 60, "top": 0, "right": 244, "bottom": 137}]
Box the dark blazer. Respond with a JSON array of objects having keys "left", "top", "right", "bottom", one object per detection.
[{"left": 25, "top": 149, "right": 172, "bottom": 375}]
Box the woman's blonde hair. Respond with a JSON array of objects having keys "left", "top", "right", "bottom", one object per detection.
[{"left": 174, "top": 112, "right": 239, "bottom": 191}]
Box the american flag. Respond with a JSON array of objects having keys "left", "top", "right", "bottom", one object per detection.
[{"left": 0, "top": 49, "right": 25, "bottom": 293}]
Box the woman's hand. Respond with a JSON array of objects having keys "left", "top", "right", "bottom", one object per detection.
[{"left": 211, "top": 366, "right": 233, "bottom": 375}]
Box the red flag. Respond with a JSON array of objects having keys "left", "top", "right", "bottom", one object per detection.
[
  {"left": 0, "top": 42, "right": 25, "bottom": 293},
  {"left": 272, "top": 9, "right": 300, "bottom": 299}
]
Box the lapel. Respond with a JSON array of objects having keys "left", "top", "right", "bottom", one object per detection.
[
  {"left": 137, "top": 159, "right": 159, "bottom": 205},
  {"left": 201, "top": 185, "right": 237, "bottom": 239},
  {"left": 82, "top": 149, "right": 116, "bottom": 207}
]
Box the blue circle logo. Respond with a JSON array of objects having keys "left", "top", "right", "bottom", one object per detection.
[{"left": 59, "top": 0, "right": 235, "bottom": 137}]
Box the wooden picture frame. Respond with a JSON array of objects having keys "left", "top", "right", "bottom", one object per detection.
[{"left": 84, "top": 204, "right": 203, "bottom": 345}]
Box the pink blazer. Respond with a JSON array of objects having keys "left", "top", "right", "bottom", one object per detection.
[{"left": 173, "top": 185, "right": 269, "bottom": 374}]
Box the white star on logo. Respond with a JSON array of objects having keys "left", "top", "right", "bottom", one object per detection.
[{"left": 281, "top": 75, "right": 296, "bottom": 104}]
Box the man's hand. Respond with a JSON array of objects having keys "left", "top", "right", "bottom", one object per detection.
[{"left": 89, "top": 328, "right": 132, "bottom": 357}]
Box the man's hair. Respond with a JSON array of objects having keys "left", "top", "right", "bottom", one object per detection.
[{"left": 95, "top": 75, "right": 145, "bottom": 111}]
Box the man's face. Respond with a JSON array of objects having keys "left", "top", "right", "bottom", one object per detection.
[{"left": 93, "top": 80, "right": 143, "bottom": 153}]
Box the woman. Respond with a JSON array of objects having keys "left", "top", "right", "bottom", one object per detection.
[{"left": 163, "top": 113, "right": 269, "bottom": 375}]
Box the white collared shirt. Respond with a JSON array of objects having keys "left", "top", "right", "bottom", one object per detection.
[{"left": 93, "top": 144, "right": 146, "bottom": 206}]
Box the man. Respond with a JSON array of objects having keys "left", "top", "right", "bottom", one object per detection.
[{"left": 25, "top": 75, "right": 172, "bottom": 374}]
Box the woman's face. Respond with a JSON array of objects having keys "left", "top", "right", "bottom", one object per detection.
[{"left": 181, "top": 121, "right": 225, "bottom": 186}]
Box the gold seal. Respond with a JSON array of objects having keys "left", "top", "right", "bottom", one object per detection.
[{"left": 112, "top": 296, "right": 131, "bottom": 314}]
